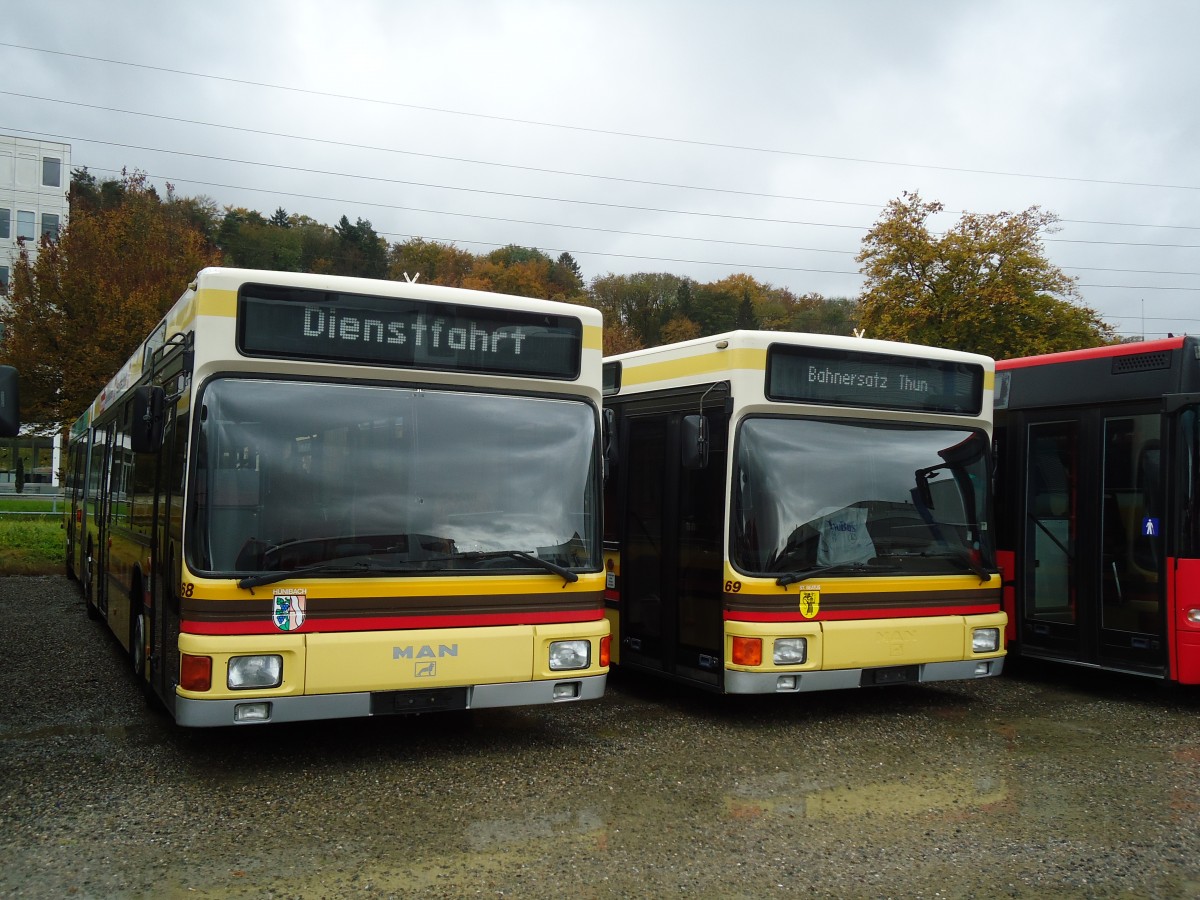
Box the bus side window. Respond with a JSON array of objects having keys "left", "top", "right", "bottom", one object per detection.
[{"left": 1179, "top": 408, "right": 1200, "bottom": 557}]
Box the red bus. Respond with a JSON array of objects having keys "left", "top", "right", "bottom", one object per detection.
[{"left": 994, "top": 336, "right": 1200, "bottom": 683}]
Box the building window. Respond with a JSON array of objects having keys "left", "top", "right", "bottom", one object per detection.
[
  {"left": 43, "top": 157, "right": 62, "bottom": 188},
  {"left": 16, "top": 210, "right": 35, "bottom": 241},
  {"left": 0, "top": 208, "right": 10, "bottom": 240},
  {"left": 40, "top": 213, "right": 60, "bottom": 241},
  {"left": 0, "top": 266, "right": 8, "bottom": 293}
]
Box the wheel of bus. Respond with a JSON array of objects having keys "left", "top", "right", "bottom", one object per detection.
[
  {"left": 130, "top": 598, "right": 167, "bottom": 714},
  {"left": 83, "top": 544, "right": 100, "bottom": 621}
]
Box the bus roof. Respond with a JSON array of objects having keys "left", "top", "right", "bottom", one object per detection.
[
  {"left": 606, "top": 330, "right": 993, "bottom": 366},
  {"left": 997, "top": 336, "right": 1189, "bottom": 371},
  {"left": 84, "top": 267, "right": 603, "bottom": 422}
]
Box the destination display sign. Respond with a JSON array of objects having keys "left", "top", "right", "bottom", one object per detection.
[
  {"left": 238, "top": 284, "right": 582, "bottom": 380},
  {"left": 765, "top": 344, "right": 983, "bottom": 415}
]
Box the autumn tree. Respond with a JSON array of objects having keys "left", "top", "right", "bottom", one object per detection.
[
  {"left": 0, "top": 172, "right": 221, "bottom": 429},
  {"left": 462, "top": 245, "right": 560, "bottom": 299},
  {"left": 856, "top": 192, "right": 1113, "bottom": 357},
  {"left": 602, "top": 319, "right": 645, "bottom": 355},
  {"left": 388, "top": 238, "right": 476, "bottom": 287}
]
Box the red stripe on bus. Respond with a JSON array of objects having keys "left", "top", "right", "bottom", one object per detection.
[
  {"left": 1169, "top": 556, "right": 1200, "bottom": 685},
  {"left": 181, "top": 608, "right": 605, "bottom": 635},
  {"left": 998, "top": 336, "right": 1185, "bottom": 370},
  {"left": 724, "top": 604, "right": 1000, "bottom": 623},
  {"left": 996, "top": 549, "right": 1017, "bottom": 644}
]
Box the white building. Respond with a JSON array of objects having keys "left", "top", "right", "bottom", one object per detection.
[
  {"left": 0, "top": 136, "right": 71, "bottom": 293},
  {"left": 0, "top": 137, "right": 70, "bottom": 489}
]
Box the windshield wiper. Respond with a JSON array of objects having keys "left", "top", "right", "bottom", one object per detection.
[
  {"left": 918, "top": 550, "right": 993, "bottom": 583},
  {"left": 456, "top": 550, "right": 580, "bottom": 586},
  {"left": 776, "top": 561, "right": 899, "bottom": 587},
  {"left": 237, "top": 549, "right": 582, "bottom": 591},
  {"left": 237, "top": 559, "right": 425, "bottom": 590}
]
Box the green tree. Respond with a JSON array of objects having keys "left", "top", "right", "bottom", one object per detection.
[
  {"left": 332, "top": 216, "right": 388, "bottom": 278},
  {"left": 69, "top": 167, "right": 128, "bottom": 213},
  {"left": 295, "top": 218, "right": 340, "bottom": 274},
  {"left": 0, "top": 173, "right": 221, "bottom": 428},
  {"left": 548, "top": 252, "right": 585, "bottom": 300},
  {"left": 690, "top": 282, "right": 738, "bottom": 336},
  {"left": 790, "top": 295, "right": 859, "bottom": 335},
  {"left": 856, "top": 192, "right": 1113, "bottom": 357},
  {"left": 588, "top": 272, "right": 684, "bottom": 348}
]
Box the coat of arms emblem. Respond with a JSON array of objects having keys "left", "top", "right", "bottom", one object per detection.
[{"left": 273, "top": 589, "right": 307, "bottom": 631}]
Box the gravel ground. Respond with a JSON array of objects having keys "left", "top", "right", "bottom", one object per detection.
[{"left": 1, "top": 574, "right": 1198, "bottom": 899}]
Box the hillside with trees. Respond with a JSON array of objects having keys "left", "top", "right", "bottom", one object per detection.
[{"left": 0, "top": 170, "right": 1114, "bottom": 431}]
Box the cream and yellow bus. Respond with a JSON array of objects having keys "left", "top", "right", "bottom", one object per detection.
[
  {"left": 602, "top": 331, "right": 1005, "bottom": 693},
  {"left": 64, "top": 268, "right": 609, "bottom": 726}
]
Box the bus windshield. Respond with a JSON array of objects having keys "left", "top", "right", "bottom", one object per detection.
[
  {"left": 192, "top": 378, "right": 600, "bottom": 577},
  {"left": 733, "top": 417, "right": 992, "bottom": 579}
]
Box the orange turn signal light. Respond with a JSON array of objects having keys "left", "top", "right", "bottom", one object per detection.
[
  {"left": 180, "top": 654, "right": 213, "bottom": 692},
  {"left": 731, "top": 636, "right": 763, "bottom": 667}
]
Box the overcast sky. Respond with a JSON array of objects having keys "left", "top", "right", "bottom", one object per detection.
[{"left": 4, "top": 1, "right": 1198, "bottom": 340}]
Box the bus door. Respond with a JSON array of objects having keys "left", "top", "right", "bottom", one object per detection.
[
  {"left": 90, "top": 422, "right": 116, "bottom": 616},
  {"left": 148, "top": 400, "right": 181, "bottom": 701},
  {"left": 618, "top": 410, "right": 726, "bottom": 686},
  {"left": 64, "top": 437, "right": 87, "bottom": 579},
  {"left": 1021, "top": 408, "right": 1166, "bottom": 674},
  {"left": 1166, "top": 396, "right": 1200, "bottom": 684}
]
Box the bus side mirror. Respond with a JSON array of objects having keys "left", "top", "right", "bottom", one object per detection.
[
  {"left": 602, "top": 408, "right": 618, "bottom": 480},
  {"left": 0, "top": 366, "right": 18, "bottom": 438},
  {"left": 131, "top": 385, "right": 166, "bottom": 453},
  {"left": 682, "top": 414, "right": 709, "bottom": 470}
]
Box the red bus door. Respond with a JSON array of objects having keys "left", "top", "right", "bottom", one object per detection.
[
  {"left": 1021, "top": 409, "right": 1167, "bottom": 675},
  {"left": 1166, "top": 397, "right": 1200, "bottom": 684}
]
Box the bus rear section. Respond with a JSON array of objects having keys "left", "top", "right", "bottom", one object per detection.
[
  {"left": 603, "top": 331, "right": 1006, "bottom": 693},
  {"left": 64, "top": 267, "right": 610, "bottom": 725},
  {"left": 995, "top": 337, "right": 1200, "bottom": 684}
]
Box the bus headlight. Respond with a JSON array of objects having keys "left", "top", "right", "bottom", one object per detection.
[
  {"left": 549, "top": 640, "right": 590, "bottom": 671},
  {"left": 972, "top": 628, "right": 1000, "bottom": 653},
  {"left": 773, "top": 638, "right": 808, "bottom": 665},
  {"left": 1188, "top": 608, "right": 1200, "bottom": 624},
  {"left": 228, "top": 655, "right": 283, "bottom": 689}
]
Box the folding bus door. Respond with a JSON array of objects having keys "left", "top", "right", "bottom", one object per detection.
[
  {"left": 1021, "top": 410, "right": 1167, "bottom": 675},
  {"left": 618, "top": 411, "right": 725, "bottom": 686}
]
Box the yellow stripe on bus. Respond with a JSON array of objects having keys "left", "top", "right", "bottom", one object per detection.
[
  {"left": 196, "top": 288, "right": 239, "bottom": 319},
  {"left": 181, "top": 569, "right": 607, "bottom": 601},
  {"left": 583, "top": 324, "right": 603, "bottom": 351},
  {"left": 724, "top": 564, "right": 999, "bottom": 594},
  {"left": 621, "top": 347, "right": 767, "bottom": 387}
]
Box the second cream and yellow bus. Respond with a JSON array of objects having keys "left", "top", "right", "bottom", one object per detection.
[{"left": 602, "top": 331, "right": 1006, "bottom": 693}]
